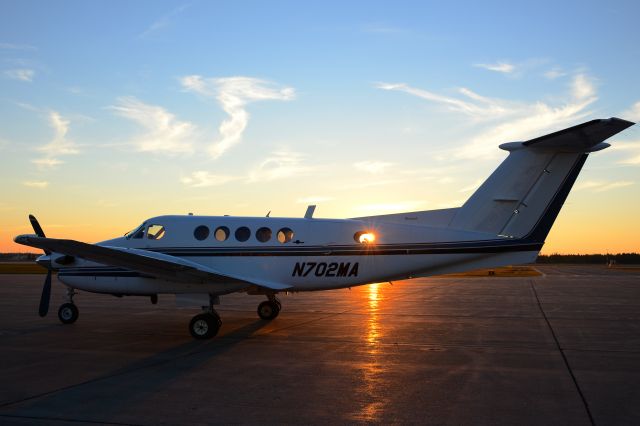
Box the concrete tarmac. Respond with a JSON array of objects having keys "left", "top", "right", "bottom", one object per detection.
[{"left": 0, "top": 265, "right": 638, "bottom": 425}]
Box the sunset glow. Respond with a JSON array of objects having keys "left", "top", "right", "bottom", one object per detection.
[{"left": 1, "top": 2, "right": 638, "bottom": 255}]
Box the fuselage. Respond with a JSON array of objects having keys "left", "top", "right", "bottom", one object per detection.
[{"left": 54, "top": 214, "right": 540, "bottom": 296}]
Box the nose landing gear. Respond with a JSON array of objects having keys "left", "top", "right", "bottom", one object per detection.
[{"left": 58, "top": 288, "right": 79, "bottom": 324}]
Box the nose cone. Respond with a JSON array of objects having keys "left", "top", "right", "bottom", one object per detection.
[{"left": 36, "top": 254, "right": 52, "bottom": 269}]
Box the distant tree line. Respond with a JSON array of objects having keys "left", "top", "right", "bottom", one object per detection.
[
  {"left": 0, "top": 253, "right": 38, "bottom": 261},
  {"left": 536, "top": 253, "right": 640, "bottom": 264}
]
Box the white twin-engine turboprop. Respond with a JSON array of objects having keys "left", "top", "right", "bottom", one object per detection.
[{"left": 15, "top": 118, "right": 634, "bottom": 339}]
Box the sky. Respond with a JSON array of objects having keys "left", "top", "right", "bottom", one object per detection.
[{"left": 1, "top": 0, "right": 639, "bottom": 254}]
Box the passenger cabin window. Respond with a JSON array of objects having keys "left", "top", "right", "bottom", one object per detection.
[
  {"left": 256, "top": 227, "right": 271, "bottom": 243},
  {"left": 277, "top": 227, "right": 294, "bottom": 243},
  {"left": 235, "top": 226, "right": 250, "bottom": 242},
  {"left": 147, "top": 224, "right": 165, "bottom": 240},
  {"left": 194, "top": 225, "right": 210, "bottom": 241},
  {"left": 215, "top": 226, "right": 230, "bottom": 241}
]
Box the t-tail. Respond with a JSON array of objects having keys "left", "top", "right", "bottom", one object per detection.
[{"left": 449, "top": 118, "right": 634, "bottom": 245}]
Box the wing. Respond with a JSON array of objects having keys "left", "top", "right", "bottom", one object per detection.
[{"left": 14, "top": 235, "right": 291, "bottom": 291}]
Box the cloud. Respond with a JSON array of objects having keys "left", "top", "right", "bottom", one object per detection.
[
  {"left": 474, "top": 61, "right": 515, "bottom": 74},
  {"left": 622, "top": 101, "right": 640, "bottom": 122},
  {"left": 181, "top": 171, "right": 239, "bottom": 188},
  {"left": 353, "top": 160, "right": 395, "bottom": 174},
  {"left": 0, "top": 42, "right": 36, "bottom": 50},
  {"left": 139, "top": 4, "right": 189, "bottom": 38},
  {"left": 297, "top": 196, "right": 334, "bottom": 204},
  {"left": 377, "top": 73, "right": 597, "bottom": 159},
  {"left": 180, "top": 75, "right": 295, "bottom": 158},
  {"left": 4, "top": 68, "right": 34, "bottom": 82},
  {"left": 571, "top": 74, "right": 596, "bottom": 100},
  {"left": 356, "top": 201, "right": 426, "bottom": 212},
  {"left": 613, "top": 141, "right": 640, "bottom": 165},
  {"left": 110, "top": 97, "right": 195, "bottom": 154},
  {"left": 247, "top": 150, "right": 312, "bottom": 182},
  {"left": 544, "top": 68, "right": 567, "bottom": 80},
  {"left": 33, "top": 111, "right": 80, "bottom": 167},
  {"left": 22, "top": 180, "right": 49, "bottom": 189},
  {"left": 575, "top": 180, "right": 633, "bottom": 192},
  {"left": 375, "top": 82, "right": 510, "bottom": 119}
]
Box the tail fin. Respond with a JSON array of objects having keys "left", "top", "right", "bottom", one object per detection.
[{"left": 449, "top": 118, "right": 634, "bottom": 243}]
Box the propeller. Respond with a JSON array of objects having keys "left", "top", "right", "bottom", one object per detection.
[{"left": 29, "top": 214, "right": 52, "bottom": 317}]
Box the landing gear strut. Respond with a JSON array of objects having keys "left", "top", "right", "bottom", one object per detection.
[
  {"left": 58, "top": 288, "right": 79, "bottom": 324},
  {"left": 189, "top": 294, "right": 222, "bottom": 339},
  {"left": 257, "top": 294, "right": 281, "bottom": 320}
]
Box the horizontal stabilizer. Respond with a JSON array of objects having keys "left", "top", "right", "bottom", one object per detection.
[{"left": 522, "top": 117, "right": 633, "bottom": 151}]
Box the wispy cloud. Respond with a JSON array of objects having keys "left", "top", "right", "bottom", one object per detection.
[
  {"left": 33, "top": 111, "right": 80, "bottom": 167},
  {"left": 622, "top": 101, "right": 640, "bottom": 122},
  {"left": 181, "top": 171, "right": 239, "bottom": 188},
  {"left": 110, "top": 97, "right": 196, "bottom": 154},
  {"left": 613, "top": 141, "right": 640, "bottom": 165},
  {"left": 139, "top": 4, "right": 189, "bottom": 39},
  {"left": 0, "top": 42, "right": 36, "bottom": 50},
  {"left": 353, "top": 160, "right": 395, "bottom": 174},
  {"left": 377, "top": 73, "right": 597, "bottom": 159},
  {"left": 575, "top": 180, "right": 633, "bottom": 192},
  {"left": 297, "top": 196, "right": 334, "bottom": 204},
  {"left": 544, "top": 68, "right": 567, "bottom": 80},
  {"left": 375, "top": 82, "right": 511, "bottom": 119},
  {"left": 4, "top": 68, "right": 34, "bottom": 82},
  {"left": 247, "top": 150, "right": 312, "bottom": 182},
  {"left": 180, "top": 75, "right": 295, "bottom": 158},
  {"left": 474, "top": 61, "right": 515, "bottom": 74},
  {"left": 22, "top": 180, "right": 49, "bottom": 189},
  {"left": 356, "top": 201, "right": 426, "bottom": 212}
]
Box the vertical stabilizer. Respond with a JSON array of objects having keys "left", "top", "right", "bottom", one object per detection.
[{"left": 449, "top": 118, "right": 634, "bottom": 243}]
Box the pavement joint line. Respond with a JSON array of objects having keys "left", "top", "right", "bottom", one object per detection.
[
  {"left": 530, "top": 279, "right": 596, "bottom": 426},
  {"left": 0, "top": 413, "right": 143, "bottom": 425},
  {"left": 0, "top": 340, "right": 214, "bottom": 410}
]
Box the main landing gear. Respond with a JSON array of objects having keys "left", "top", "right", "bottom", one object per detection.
[
  {"left": 188, "top": 294, "right": 282, "bottom": 339},
  {"left": 189, "top": 295, "right": 222, "bottom": 340},
  {"left": 257, "top": 295, "right": 281, "bottom": 320},
  {"left": 58, "top": 288, "right": 79, "bottom": 324}
]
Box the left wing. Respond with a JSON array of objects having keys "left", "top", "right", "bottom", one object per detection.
[{"left": 14, "top": 235, "right": 291, "bottom": 291}]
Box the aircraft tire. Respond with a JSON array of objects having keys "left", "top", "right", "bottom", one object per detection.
[
  {"left": 189, "top": 313, "right": 221, "bottom": 339},
  {"left": 257, "top": 301, "right": 280, "bottom": 320},
  {"left": 58, "top": 303, "right": 79, "bottom": 324}
]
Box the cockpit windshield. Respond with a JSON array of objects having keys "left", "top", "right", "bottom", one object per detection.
[{"left": 124, "top": 223, "right": 146, "bottom": 239}]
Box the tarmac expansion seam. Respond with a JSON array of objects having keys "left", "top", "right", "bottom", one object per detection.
[
  {"left": 530, "top": 279, "right": 596, "bottom": 426},
  {"left": 0, "top": 413, "right": 143, "bottom": 426}
]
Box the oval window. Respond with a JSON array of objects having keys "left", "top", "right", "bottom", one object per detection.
[
  {"left": 214, "top": 226, "right": 230, "bottom": 242},
  {"left": 194, "top": 225, "right": 210, "bottom": 241},
  {"left": 256, "top": 227, "right": 272, "bottom": 243},
  {"left": 277, "top": 227, "right": 294, "bottom": 243},
  {"left": 235, "top": 226, "right": 251, "bottom": 242}
]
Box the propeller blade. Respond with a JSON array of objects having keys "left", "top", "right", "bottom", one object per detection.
[
  {"left": 38, "top": 270, "right": 52, "bottom": 317},
  {"left": 29, "top": 214, "right": 50, "bottom": 255},
  {"left": 29, "top": 214, "right": 46, "bottom": 238}
]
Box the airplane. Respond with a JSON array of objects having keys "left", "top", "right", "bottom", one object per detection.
[{"left": 15, "top": 117, "right": 634, "bottom": 339}]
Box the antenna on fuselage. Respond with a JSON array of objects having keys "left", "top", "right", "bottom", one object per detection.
[{"left": 266, "top": 211, "right": 271, "bottom": 217}]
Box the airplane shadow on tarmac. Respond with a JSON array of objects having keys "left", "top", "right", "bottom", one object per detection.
[{"left": 3, "top": 320, "right": 270, "bottom": 422}]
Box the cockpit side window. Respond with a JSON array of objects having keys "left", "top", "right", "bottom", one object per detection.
[
  {"left": 147, "top": 224, "right": 165, "bottom": 240},
  {"left": 126, "top": 223, "right": 146, "bottom": 239}
]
